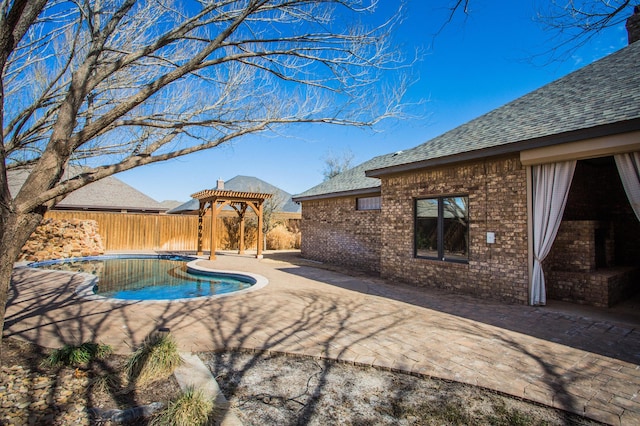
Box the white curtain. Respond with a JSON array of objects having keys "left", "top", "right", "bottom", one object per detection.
[
  {"left": 531, "top": 160, "right": 576, "bottom": 305},
  {"left": 614, "top": 152, "right": 640, "bottom": 222}
]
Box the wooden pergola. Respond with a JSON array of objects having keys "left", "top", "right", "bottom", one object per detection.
[{"left": 191, "top": 188, "right": 272, "bottom": 260}]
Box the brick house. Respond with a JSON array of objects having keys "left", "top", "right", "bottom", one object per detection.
[{"left": 293, "top": 15, "right": 640, "bottom": 307}]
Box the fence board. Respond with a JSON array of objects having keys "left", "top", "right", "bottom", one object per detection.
[
  {"left": 45, "top": 211, "right": 217, "bottom": 252},
  {"left": 45, "top": 210, "right": 300, "bottom": 252}
]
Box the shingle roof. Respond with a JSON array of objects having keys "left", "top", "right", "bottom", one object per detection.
[
  {"left": 368, "top": 41, "right": 640, "bottom": 177},
  {"left": 165, "top": 198, "right": 198, "bottom": 213},
  {"left": 294, "top": 41, "right": 640, "bottom": 200},
  {"left": 159, "top": 200, "right": 183, "bottom": 210},
  {"left": 168, "top": 175, "right": 301, "bottom": 214},
  {"left": 292, "top": 153, "right": 397, "bottom": 201},
  {"left": 225, "top": 175, "right": 300, "bottom": 213},
  {"left": 8, "top": 168, "right": 166, "bottom": 212},
  {"left": 60, "top": 176, "right": 165, "bottom": 211}
]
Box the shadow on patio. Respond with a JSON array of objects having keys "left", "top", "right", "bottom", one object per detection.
[
  {"left": 265, "top": 251, "right": 640, "bottom": 366},
  {"left": 5, "top": 252, "right": 640, "bottom": 424}
]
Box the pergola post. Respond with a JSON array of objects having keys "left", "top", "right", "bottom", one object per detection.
[
  {"left": 197, "top": 201, "right": 205, "bottom": 255},
  {"left": 256, "top": 201, "right": 265, "bottom": 259},
  {"left": 209, "top": 200, "right": 218, "bottom": 260},
  {"left": 238, "top": 204, "right": 247, "bottom": 255}
]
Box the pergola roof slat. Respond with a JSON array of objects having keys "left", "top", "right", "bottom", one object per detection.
[{"left": 191, "top": 189, "right": 273, "bottom": 200}]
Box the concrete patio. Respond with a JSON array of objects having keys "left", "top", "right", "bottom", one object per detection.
[{"left": 4, "top": 251, "right": 640, "bottom": 425}]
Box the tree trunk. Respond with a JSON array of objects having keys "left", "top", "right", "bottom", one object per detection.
[{"left": 0, "top": 209, "right": 45, "bottom": 355}]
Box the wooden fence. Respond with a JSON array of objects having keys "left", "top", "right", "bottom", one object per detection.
[
  {"left": 45, "top": 210, "right": 300, "bottom": 252},
  {"left": 46, "top": 211, "right": 210, "bottom": 252}
]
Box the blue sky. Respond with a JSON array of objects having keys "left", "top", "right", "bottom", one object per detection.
[{"left": 117, "top": 1, "right": 629, "bottom": 202}]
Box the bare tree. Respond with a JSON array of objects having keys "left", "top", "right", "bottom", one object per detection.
[
  {"left": 532, "top": 0, "right": 636, "bottom": 61},
  {"left": 440, "top": 0, "right": 636, "bottom": 61},
  {"left": 262, "top": 191, "right": 287, "bottom": 233},
  {"left": 0, "top": 0, "right": 409, "bottom": 350},
  {"left": 322, "top": 149, "right": 355, "bottom": 180}
]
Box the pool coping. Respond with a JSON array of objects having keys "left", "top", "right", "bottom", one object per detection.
[{"left": 21, "top": 255, "right": 269, "bottom": 304}]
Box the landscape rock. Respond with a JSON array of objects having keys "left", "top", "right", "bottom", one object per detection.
[{"left": 19, "top": 218, "right": 105, "bottom": 262}]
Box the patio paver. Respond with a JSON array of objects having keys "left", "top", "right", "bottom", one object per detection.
[{"left": 4, "top": 252, "right": 640, "bottom": 425}]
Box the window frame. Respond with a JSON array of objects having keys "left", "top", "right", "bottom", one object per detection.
[
  {"left": 414, "top": 195, "right": 469, "bottom": 263},
  {"left": 356, "top": 196, "right": 381, "bottom": 211}
]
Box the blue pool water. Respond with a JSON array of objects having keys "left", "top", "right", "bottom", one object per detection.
[{"left": 30, "top": 255, "right": 255, "bottom": 300}]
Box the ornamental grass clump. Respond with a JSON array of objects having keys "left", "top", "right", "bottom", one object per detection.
[
  {"left": 266, "top": 224, "right": 297, "bottom": 250},
  {"left": 126, "top": 332, "right": 183, "bottom": 387},
  {"left": 90, "top": 371, "right": 121, "bottom": 394},
  {"left": 44, "top": 342, "right": 112, "bottom": 367},
  {"left": 151, "top": 387, "right": 214, "bottom": 426}
]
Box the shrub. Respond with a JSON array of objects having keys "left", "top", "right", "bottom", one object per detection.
[
  {"left": 126, "top": 332, "right": 183, "bottom": 387},
  {"left": 151, "top": 387, "right": 214, "bottom": 426},
  {"left": 266, "top": 224, "right": 297, "bottom": 250},
  {"left": 44, "top": 342, "right": 112, "bottom": 367}
]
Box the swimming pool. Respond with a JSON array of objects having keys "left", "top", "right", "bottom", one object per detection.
[{"left": 29, "top": 254, "right": 267, "bottom": 301}]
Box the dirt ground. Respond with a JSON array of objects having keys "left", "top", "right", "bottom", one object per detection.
[
  {"left": 201, "top": 350, "right": 604, "bottom": 426},
  {"left": 0, "top": 338, "right": 604, "bottom": 425}
]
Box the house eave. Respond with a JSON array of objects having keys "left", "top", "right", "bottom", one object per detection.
[
  {"left": 366, "top": 118, "right": 640, "bottom": 178},
  {"left": 292, "top": 187, "right": 380, "bottom": 203}
]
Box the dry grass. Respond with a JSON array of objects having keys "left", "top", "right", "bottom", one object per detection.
[
  {"left": 126, "top": 333, "right": 183, "bottom": 387},
  {"left": 151, "top": 387, "right": 215, "bottom": 426},
  {"left": 222, "top": 218, "right": 300, "bottom": 250},
  {"left": 266, "top": 224, "right": 298, "bottom": 250}
]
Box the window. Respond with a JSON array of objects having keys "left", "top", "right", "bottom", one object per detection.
[
  {"left": 415, "top": 196, "right": 469, "bottom": 262},
  {"left": 356, "top": 196, "right": 381, "bottom": 211}
]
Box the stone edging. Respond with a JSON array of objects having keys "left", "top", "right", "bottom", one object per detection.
[{"left": 69, "top": 259, "right": 268, "bottom": 304}]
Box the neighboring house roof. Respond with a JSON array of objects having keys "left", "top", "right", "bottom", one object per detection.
[
  {"left": 168, "top": 175, "right": 301, "bottom": 214},
  {"left": 159, "top": 200, "right": 183, "bottom": 210},
  {"left": 7, "top": 168, "right": 29, "bottom": 199},
  {"left": 292, "top": 153, "right": 397, "bottom": 202},
  {"left": 165, "top": 198, "right": 198, "bottom": 213},
  {"left": 294, "top": 40, "right": 640, "bottom": 201},
  {"left": 8, "top": 168, "right": 166, "bottom": 212}
]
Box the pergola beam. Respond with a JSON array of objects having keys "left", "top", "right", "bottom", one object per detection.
[{"left": 192, "top": 189, "right": 272, "bottom": 260}]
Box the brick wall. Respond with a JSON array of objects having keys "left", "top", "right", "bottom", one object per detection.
[
  {"left": 379, "top": 155, "right": 530, "bottom": 304},
  {"left": 298, "top": 154, "right": 639, "bottom": 306},
  {"left": 546, "top": 267, "right": 639, "bottom": 307},
  {"left": 300, "top": 196, "right": 381, "bottom": 272},
  {"left": 544, "top": 220, "right": 614, "bottom": 273},
  {"left": 563, "top": 158, "right": 640, "bottom": 266}
]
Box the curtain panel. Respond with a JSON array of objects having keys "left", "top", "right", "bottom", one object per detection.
[
  {"left": 531, "top": 161, "right": 576, "bottom": 306},
  {"left": 614, "top": 152, "right": 640, "bottom": 222}
]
